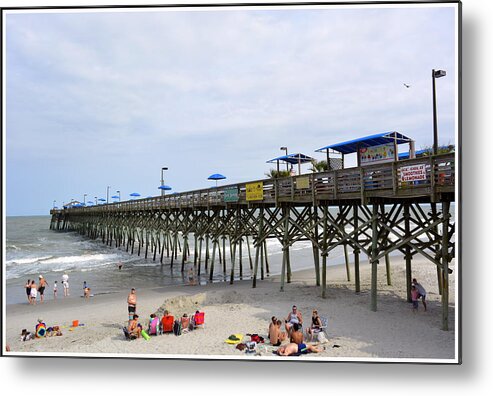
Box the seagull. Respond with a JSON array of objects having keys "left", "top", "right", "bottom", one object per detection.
[{"left": 403, "top": 83, "right": 411, "bottom": 88}]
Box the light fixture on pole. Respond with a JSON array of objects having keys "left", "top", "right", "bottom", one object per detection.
[
  {"left": 116, "top": 190, "right": 121, "bottom": 202},
  {"left": 83, "top": 194, "right": 87, "bottom": 205},
  {"left": 280, "top": 146, "right": 288, "bottom": 171},
  {"left": 53, "top": 200, "right": 56, "bottom": 209},
  {"left": 161, "top": 167, "right": 168, "bottom": 196},
  {"left": 95, "top": 196, "right": 98, "bottom": 205},
  {"left": 432, "top": 69, "right": 446, "bottom": 155},
  {"left": 106, "top": 186, "right": 110, "bottom": 205}
]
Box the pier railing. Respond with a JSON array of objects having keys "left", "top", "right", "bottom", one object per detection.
[{"left": 53, "top": 153, "right": 455, "bottom": 214}]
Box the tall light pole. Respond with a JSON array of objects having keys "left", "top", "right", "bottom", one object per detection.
[
  {"left": 83, "top": 194, "right": 87, "bottom": 205},
  {"left": 280, "top": 146, "right": 288, "bottom": 171},
  {"left": 116, "top": 190, "right": 121, "bottom": 202},
  {"left": 161, "top": 167, "right": 168, "bottom": 196},
  {"left": 53, "top": 200, "right": 56, "bottom": 209},
  {"left": 106, "top": 186, "right": 110, "bottom": 205},
  {"left": 432, "top": 69, "right": 446, "bottom": 155},
  {"left": 95, "top": 196, "right": 98, "bottom": 205}
]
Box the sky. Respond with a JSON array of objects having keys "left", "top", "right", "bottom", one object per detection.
[{"left": 4, "top": 3, "right": 458, "bottom": 216}]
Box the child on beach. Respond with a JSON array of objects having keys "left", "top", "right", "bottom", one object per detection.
[
  {"left": 412, "top": 278, "right": 427, "bottom": 311},
  {"left": 128, "top": 314, "right": 142, "bottom": 338},
  {"left": 411, "top": 285, "right": 419, "bottom": 312},
  {"left": 20, "top": 329, "right": 34, "bottom": 342},
  {"left": 53, "top": 281, "right": 58, "bottom": 299}
]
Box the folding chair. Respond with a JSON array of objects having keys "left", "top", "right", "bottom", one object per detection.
[{"left": 192, "top": 311, "right": 205, "bottom": 329}]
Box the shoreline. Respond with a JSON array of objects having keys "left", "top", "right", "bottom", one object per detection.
[{"left": 3, "top": 256, "right": 457, "bottom": 361}]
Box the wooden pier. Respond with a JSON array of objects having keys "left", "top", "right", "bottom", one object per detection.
[{"left": 50, "top": 153, "right": 456, "bottom": 330}]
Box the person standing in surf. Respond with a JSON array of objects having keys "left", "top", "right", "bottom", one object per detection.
[
  {"left": 38, "top": 275, "right": 48, "bottom": 303},
  {"left": 29, "top": 280, "right": 37, "bottom": 305},
  {"left": 62, "top": 273, "right": 69, "bottom": 297},
  {"left": 24, "top": 279, "right": 31, "bottom": 303}
]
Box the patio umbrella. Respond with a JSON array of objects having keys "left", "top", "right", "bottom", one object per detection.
[
  {"left": 158, "top": 185, "right": 172, "bottom": 196},
  {"left": 208, "top": 173, "right": 226, "bottom": 188},
  {"left": 111, "top": 195, "right": 119, "bottom": 199},
  {"left": 129, "top": 192, "right": 140, "bottom": 200}
]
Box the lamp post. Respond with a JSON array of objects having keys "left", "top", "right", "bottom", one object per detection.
[
  {"left": 161, "top": 167, "right": 168, "bottom": 196},
  {"left": 95, "top": 196, "right": 98, "bottom": 205},
  {"left": 53, "top": 200, "right": 56, "bottom": 209},
  {"left": 116, "top": 190, "right": 121, "bottom": 202},
  {"left": 106, "top": 186, "right": 110, "bottom": 205},
  {"left": 432, "top": 69, "right": 446, "bottom": 155},
  {"left": 83, "top": 194, "right": 87, "bottom": 205},
  {"left": 280, "top": 146, "right": 288, "bottom": 171}
]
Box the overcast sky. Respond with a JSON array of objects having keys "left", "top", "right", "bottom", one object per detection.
[{"left": 4, "top": 3, "right": 458, "bottom": 216}]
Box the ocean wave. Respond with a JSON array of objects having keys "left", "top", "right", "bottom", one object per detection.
[{"left": 6, "top": 256, "right": 53, "bottom": 265}]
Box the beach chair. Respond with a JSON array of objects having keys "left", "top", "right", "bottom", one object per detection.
[
  {"left": 308, "top": 317, "right": 328, "bottom": 342},
  {"left": 148, "top": 316, "right": 160, "bottom": 336},
  {"left": 160, "top": 315, "right": 174, "bottom": 334},
  {"left": 192, "top": 312, "right": 205, "bottom": 329},
  {"left": 122, "top": 326, "right": 137, "bottom": 341}
]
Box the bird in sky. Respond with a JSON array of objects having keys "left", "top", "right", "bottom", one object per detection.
[{"left": 403, "top": 83, "right": 411, "bottom": 88}]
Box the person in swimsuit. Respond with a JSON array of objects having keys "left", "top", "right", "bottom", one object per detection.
[
  {"left": 25, "top": 279, "right": 31, "bottom": 303},
  {"left": 128, "top": 314, "right": 142, "bottom": 338},
  {"left": 276, "top": 342, "right": 323, "bottom": 356},
  {"left": 285, "top": 305, "right": 303, "bottom": 334},
  {"left": 290, "top": 323, "right": 304, "bottom": 344},
  {"left": 62, "top": 273, "right": 69, "bottom": 297},
  {"left": 127, "top": 288, "right": 137, "bottom": 322},
  {"left": 269, "top": 319, "right": 287, "bottom": 346},
  {"left": 38, "top": 275, "right": 48, "bottom": 303},
  {"left": 30, "top": 280, "right": 37, "bottom": 305},
  {"left": 53, "top": 281, "right": 58, "bottom": 299}
]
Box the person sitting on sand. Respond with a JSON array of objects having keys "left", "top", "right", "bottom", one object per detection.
[
  {"left": 290, "top": 323, "right": 304, "bottom": 344},
  {"left": 285, "top": 305, "right": 302, "bottom": 334},
  {"left": 276, "top": 342, "right": 323, "bottom": 356},
  {"left": 128, "top": 314, "right": 142, "bottom": 338},
  {"left": 306, "top": 309, "right": 322, "bottom": 339},
  {"left": 269, "top": 319, "right": 287, "bottom": 346},
  {"left": 148, "top": 313, "right": 160, "bottom": 335},
  {"left": 181, "top": 313, "right": 190, "bottom": 333},
  {"left": 20, "top": 329, "right": 34, "bottom": 342}
]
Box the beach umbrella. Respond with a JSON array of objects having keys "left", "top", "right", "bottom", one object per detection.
[
  {"left": 87, "top": 201, "right": 94, "bottom": 205},
  {"left": 158, "top": 185, "right": 172, "bottom": 191},
  {"left": 129, "top": 192, "right": 140, "bottom": 197},
  {"left": 208, "top": 173, "right": 226, "bottom": 188},
  {"left": 98, "top": 198, "right": 106, "bottom": 202},
  {"left": 111, "top": 195, "right": 119, "bottom": 199}
]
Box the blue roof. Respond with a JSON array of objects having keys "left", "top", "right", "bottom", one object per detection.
[
  {"left": 267, "top": 153, "right": 315, "bottom": 164},
  {"left": 398, "top": 148, "right": 431, "bottom": 160},
  {"left": 315, "top": 131, "right": 412, "bottom": 155}
]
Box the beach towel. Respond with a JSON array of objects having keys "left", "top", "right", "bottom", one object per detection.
[{"left": 225, "top": 334, "right": 243, "bottom": 344}]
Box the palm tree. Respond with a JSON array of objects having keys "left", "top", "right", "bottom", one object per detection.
[
  {"left": 265, "top": 169, "right": 291, "bottom": 179},
  {"left": 309, "top": 159, "right": 329, "bottom": 173}
]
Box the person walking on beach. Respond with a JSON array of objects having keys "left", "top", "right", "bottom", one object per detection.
[
  {"left": 411, "top": 285, "right": 419, "bottom": 313},
  {"left": 29, "top": 280, "right": 38, "bottom": 305},
  {"left": 127, "top": 288, "right": 137, "bottom": 323},
  {"left": 118, "top": 262, "right": 123, "bottom": 271},
  {"left": 412, "top": 278, "right": 427, "bottom": 311},
  {"left": 53, "top": 281, "right": 58, "bottom": 299},
  {"left": 62, "top": 273, "right": 69, "bottom": 297},
  {"left": 25, "top": 279, "right": 31, "bottom": 303},
  {"left": 188, "top": 266, "right": 196, "bottom": 286},
  {"left": 38, "top": 275, "right": 48, "bottom": 303}
]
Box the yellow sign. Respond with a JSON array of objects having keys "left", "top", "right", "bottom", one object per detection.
[
  {"left": 246, "top": 182, "right": 264, "bottom": 201},
  {"left": 296, "top": 176, "right": 310, "bottom": 189}
]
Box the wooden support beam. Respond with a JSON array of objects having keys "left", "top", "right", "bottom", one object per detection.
[{"left": 370, "top": 204, "right": 379, "bottom": 312}]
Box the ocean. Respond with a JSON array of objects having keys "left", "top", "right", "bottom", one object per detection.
[
  {"left": 4, "top": 216, "right": 333, "bottom": 305},
  {"left": 4, "top": 204, "right": 455, "bottom": 305}
]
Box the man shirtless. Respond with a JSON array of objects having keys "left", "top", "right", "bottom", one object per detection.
[
  {"left": 127, "top": 288, "right": 137, "bottom": 322},
  {"left": 290, "top": 323, "right": 304, "bottom": 344},
  {"left": 276, "top": 342, "right": 323, "bottom": 356},
  {"left": 128, "top": 314, "right": 142, "bottom": 338},
  {"left": 269, "top": 320, "right": 287, "bottom": 346}
]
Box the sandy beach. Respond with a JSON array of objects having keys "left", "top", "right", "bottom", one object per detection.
[{"left": 3, "top": 255, "right": 457, "bottom": 362}]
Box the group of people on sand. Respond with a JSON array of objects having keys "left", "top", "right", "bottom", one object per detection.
[
  {"left": 23, "top": 273, "right": 77, "bottom": 305},
  {"left": 126, "top": 288, "right": 202, "bottom": 339},
  {"left": 269, "top": 305, "right": 325, "bottom": 356}
]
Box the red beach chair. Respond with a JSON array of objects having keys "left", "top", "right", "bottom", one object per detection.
[
  {"left": 160, "top": 315, "right": 174, "bottom": 334},
  {"left": 193, "top": 311, "right": 205, "bottom": 329}
]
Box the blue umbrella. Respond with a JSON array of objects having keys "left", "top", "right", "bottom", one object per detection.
[
  {"left": 158, "top": 185, "right": 172, "bottom": 190},
  {"left": 129, "top": 192, "right": 140, "bottom": 197},
  {"left": 111, "top": 195, "right": 119, "bottom": 199},
  {"left": 87, "top": 201, "right": 94, "bottom": 205},
  {"left": 98, "top": 198, "right": 106, "bottom": 202},
  {"left": 208, "top": 173, "right": 226, "bottom": 187}
]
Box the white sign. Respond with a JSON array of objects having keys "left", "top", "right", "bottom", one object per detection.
[
  {"left": 359, "top": 143, "right": 395, "bottom": 166},
  {"left": 400, "top": 164, "right": 427, "bottom": 182}
]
